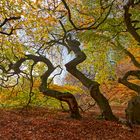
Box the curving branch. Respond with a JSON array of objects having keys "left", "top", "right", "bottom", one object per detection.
[
  {"left": 0, "top": 28, "right": 16, "bottom": 36},
  {"left": 118, "top": 0, "right": 140, "bottom": 95},
  {"left": 61, "top": 0, "right": 114, "bottom": 31},
  {"left": 123, "top": 48, "right": 140, "bottom": 68},
  {"left": 0, "top": 17, "right": 20, "bottom": 27},
  {"left": 111, "top": 41, "right": 140, "bottom": 68},
  {"left": 118, "top": 70, "right": 140, "bottom": 94},
  {"left": 2, "top": 54, "right": 81, "bottom": 119},
  {"left": 0, "top": 16, "right": 21, "bottom": 35}
]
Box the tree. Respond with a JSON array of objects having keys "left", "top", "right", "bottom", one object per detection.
[
  {"left": 0, "top": 0, "right": 81, "bottom": 119},
  {"left": 118, "top": 0, "right": 140, "bottom": 94},
  {"left": 117, "top": 0, "right": 140, "bottom": 125},
  {"left": 1, "top": 0, "right": 139, "bottom": 122}
]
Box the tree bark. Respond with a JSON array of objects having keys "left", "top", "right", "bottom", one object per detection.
[
  {"left": 118, "top": 70, "right": 140, "bottom": 95},
  {"left": 120, "top": 0, "right": 140, "bottom": 124},
  {"left": 124, "top": 1, "right": 140, "bottom": 43},
  {"left": 65, "top": 39, "right": 117, "bottom": 121},
  {"left": 9, "top": 55, "right": 81, "bottom": 119},
  {"left": 39, "top": 68, "right": 81, "bottom": 119},
  {"left": 119, "top": 0, "right": 140, "bottom": 95}
]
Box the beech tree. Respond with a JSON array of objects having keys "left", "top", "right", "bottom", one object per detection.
[{"left": 0, "top": 0, "right": 139, "bottom": 122}]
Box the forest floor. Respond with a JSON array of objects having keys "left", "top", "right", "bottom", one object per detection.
[{"left": 0, "top": 106, "right": 140, "bottom": 140}]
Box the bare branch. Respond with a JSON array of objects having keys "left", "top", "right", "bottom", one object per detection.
[
  {"left": 25, "top": 62, "right": 36, "bottom": 107},
  {"left": 48, "top": 65, "right": 63, "bottom": 85},
  {"left": 0, "top": 16, "right": 21, "bottom": 35},
  {"left": 0, "top": 16, "right": 20, "bottom": 27}
]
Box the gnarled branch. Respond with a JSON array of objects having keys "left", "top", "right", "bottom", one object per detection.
[
  {"left": 119, "top": 70, "right": 140, "bottom": 94},
  {"left": 2, "top": 54, "right": 81, "bottom": 119},
  {"left": 0, "top": 16, "right": 21, "bottom": 35}
]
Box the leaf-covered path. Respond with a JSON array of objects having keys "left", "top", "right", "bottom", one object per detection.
[{"left": 0, "top": 107, "right": 140, "bottom": 140}]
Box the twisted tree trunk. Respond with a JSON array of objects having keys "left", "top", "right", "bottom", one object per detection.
[
  {"left": 65, "top": 39, "right": 117, "bottom": 121},
  {"left": 39, "top": 64, "right": 81, "bottom": 119},
  {"left": 9, "top": 55, "right": 81, "bottom": 119},
  {"left": 121, "top": 0, "right": 140, "bottom": 94},
  {"left": 118, "top": 0, "right": 140, "bottom": 125}
]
